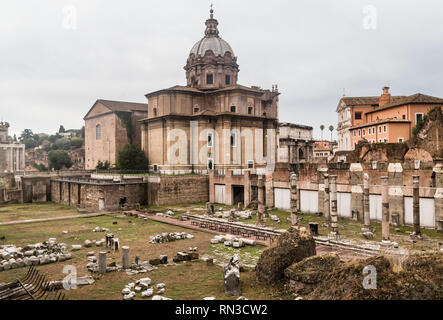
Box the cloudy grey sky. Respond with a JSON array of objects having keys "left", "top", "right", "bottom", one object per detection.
[{"left": 1, "top": 0, "right": 442, "bottom": 139}]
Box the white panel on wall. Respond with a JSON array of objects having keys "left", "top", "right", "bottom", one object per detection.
[
  {"left": 300, "top": 190, "right": 318, "bottom": 214},
  {"left": 337, "top": 192, "right": 352, "bottom": 217},
  {"left": 214, "top": 184, "right": 226, "bottom": 204},
  {"left": 369, "top": 194, "right": 382, "bottom": 221},
  {"left": 404, "top": 197, "right": 435, "bottom": 228},
  {"left": 274, "top": 188, "right": 290, "bottom": 210}
]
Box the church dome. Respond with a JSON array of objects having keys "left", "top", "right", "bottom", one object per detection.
[
  {"left": 188, "top": 8, "right": 235, "bottom": 58},
  {"left": 190, "top": 36, "right": 234, "bottom": 57},
  {"left": 185, "top": 8, "right": 239, "bottom": 89}
]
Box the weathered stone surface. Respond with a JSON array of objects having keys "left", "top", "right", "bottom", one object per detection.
[
  {"left": 159, "top": 255, "right": 168, "bottom": 264},
  {"left": 142, "top": 288, "right": 154, "bottom": 298},
  {"left": 224, "top": 254, "right": 241, "bottom": 296},
  {"left": 149, "top": 258, "right": 161, "bottom": 266},
  {"left": 256, "top": 227, "right": 316, "bottom": 284}
]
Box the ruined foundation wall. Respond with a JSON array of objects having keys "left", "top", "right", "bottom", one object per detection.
[{"left": 152, "top": 175, "right": 209, "bottom": 206}]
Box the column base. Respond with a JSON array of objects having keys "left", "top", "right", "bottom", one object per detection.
[{"left": 328, "top": 232, "right": 340, "bottom": 241}]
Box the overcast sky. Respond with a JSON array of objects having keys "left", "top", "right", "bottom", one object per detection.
[{"left": 1, "top": 0, "right": 442, "bottom": 139}]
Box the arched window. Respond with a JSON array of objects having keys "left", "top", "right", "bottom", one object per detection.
[
  {"left": 193, "top": 105, "right": 200, "bottom": 113},
  {"left": 230, "top": 105, "right": 236, "bottom": 113},
  {"left": 153, "top": 108, "right": 158, "bottom": 117},
  {"left": 248, "top": 106, "right": 253, "bottom": 115},
  {"left": 96, "top": 124, "right": 101, "bottom": 140}
]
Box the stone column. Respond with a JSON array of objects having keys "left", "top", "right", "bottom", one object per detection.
[
  {"left": 257, "top": 175, "right": 264, "bottom": 225},
  {"left": 317, "top": 168, "right": 327, "bottom": 217},
  {"left": 328, "top": 175, "right": 339, "bottom": 240},
  {"left": 324, "top": 174, "right": 330, "bottom": 225},
  {"left": 387, "top": 163, "right": 404, "bottom": 226},
  {"left": 412, "top": 175, "right": 421, "bottom": 236},
  {"left": 381, "top": 176, "right": 390, "bottom": 243},
  {"left": 98, "top": 251, "right": 107, "bottom": 274},
  {"left": 362, "top": 173, "right": 371, "bottom": 232},
  {"left": 290, "top": 173, "right": 298, "bottom": 226},
  {"left": 122, "top": 246, "right": 130, "bottom": 269},
  {"left": 433, "top": 163, "right": 443, "bottom": 232},
  {"left": 350, "top": 163, "right": 364, "bottom": 221},
  {"left": 265, "top": 173, "right": 274, "bottom": 210}
]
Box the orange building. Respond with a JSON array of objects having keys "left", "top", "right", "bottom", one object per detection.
[{"left": 337, "top": 87, "right": 443, "bottom": 149}]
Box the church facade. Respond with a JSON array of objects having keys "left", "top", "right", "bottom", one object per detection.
[{"left": 140, "top": 9, "right": 280, "bottom": 174}]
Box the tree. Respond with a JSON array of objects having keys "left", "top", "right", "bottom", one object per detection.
[
  {"left": 71, "top": 137, "right": 84, "bottom": 148},
  {"left": 59, "top": 125, "right": 66, "bottom": 133},
  {"left": 22, "top": 138, "right": 39, "bottom": 149},
  {"left": 33, "top": 162, "right": 48, "bottom": 171},
  {"left": 329, "top": 125, "right": 334, "bottom": 141},
  {"left": 96, "top": 160, "right": 111, "bottom": 170},
  {"left": 116, "top": 144, "right": 148, "bottom": 171},
  {"left": 13, "top": 134, "right": 17, "bottom": 142},
  {"left": 48, "top": 150, "right": 73, "bottom": 170},
  {"left": 54, "top": 137, "right": 72, "bottom": 150},
  {"left": 41, "top": 140, "right": 51, "bottom": 151},
  {"left": 320, "top": 125, "right": 325, "bottom": 140},
  {"left": 19, "top": 129, "right": 35, "bottom": 141}
]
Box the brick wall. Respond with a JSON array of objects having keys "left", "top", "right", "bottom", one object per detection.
[{"left": 152, "top": 175, "right": 209, "bottom": 205}]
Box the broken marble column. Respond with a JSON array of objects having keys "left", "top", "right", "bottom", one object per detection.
[
  {"left": 290, "top": 173, "right": 298, "bottom": 226},
  {"left": 362, "top": 173, "right": 371, "bottom": 232},
  {"left": 381, "top": 176, "right": 390, "bottom": 243},
  {"left": 324, "top": 173, "right": 330, "bottom": 225},
  {"left": 328, "top": 175, "right": 339, "bottom": 240},
  {"left": 224, "top": 254, "right": 241, "bottom": 296},
  {"left": 257, "top": 175, "right": 265, "bottom": 225},
  {"left": 206, "top": 202, "right": 214, "bottom": 215},
  {"left": 98, "top": 251, "right": 107, "bottom": 274},
  {"left": 122, "top": 246, "right": 130, "bottom": 269},
  {"left": 412, "top": 175, "right": 421, "bottom": 236}
]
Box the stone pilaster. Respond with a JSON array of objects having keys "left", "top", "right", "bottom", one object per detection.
[
  {"left": 349, "top": 163, "right": 363, "bottom": 221},
  {"left": 388, "top": 163, "right": 404, "bottom": 226}
]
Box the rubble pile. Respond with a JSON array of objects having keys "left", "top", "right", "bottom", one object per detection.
[
  {"left": 121, "top": 277, "right": 170, "bottom": 300},
  {"left": 255, "top": 227, "right": 316, "bottom": 283},
  {"left": 92, "top": 226, "right": 109, "bottom": 233},
  {"left": 0, "top": 239, "right": 72, "bottom": 272},
  {"left": 214, "top": 210, "right": 254, "bottom": 220},
  {"left": 172, "top": 248, "right": 199, "bottom": 263},
  {"left": 285, "top": 253, "right": 442, "bottom": 300},
  {"left": 210, "top": 234, "right": 256, "bottom": 248},
  {"left": 149, "top": 232, "right": 194, "bottom": 244}
]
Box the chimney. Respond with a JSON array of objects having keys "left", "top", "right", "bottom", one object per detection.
[{"left": 379, "top": 86, "right": 393, "bottom": 107}]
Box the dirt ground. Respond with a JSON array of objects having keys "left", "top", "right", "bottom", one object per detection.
[
  {"left": 1, "top": 202, "right": 442, "bottom": 300},
  {"left": 0, "top": 204, "right": 290, "bottom": 300}
]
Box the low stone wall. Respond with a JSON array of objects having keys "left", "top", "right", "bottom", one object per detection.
[
  {"left": 149, "top": 175, "right": 209, "bottom": 206},
  {"left": 51, "top": 178, "right": 148, "bottom": 211},
  {"left": 2, "top": 189, "right": 22, "bottom": 203},
  {"left": 21, "top": 176, "right": 51, "bottom": 203}
]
